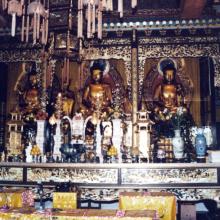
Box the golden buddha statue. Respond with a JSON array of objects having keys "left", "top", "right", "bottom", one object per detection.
[
  {"left": 81, "top": 63, "right": 112, "bottom": 118},
  {"left": 153, "top": 63, "right": 186, "bottom": 120}
]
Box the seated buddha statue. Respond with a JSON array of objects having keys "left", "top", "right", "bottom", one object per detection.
[
  {"left": 153, "top": 63, "right": 186, "bottom": 121},
  {"left": 81, "top": 62, "right": 112, "bottom": 118},
  {"left": 151, "top": 61, "right": 195, "bottom": 138}
]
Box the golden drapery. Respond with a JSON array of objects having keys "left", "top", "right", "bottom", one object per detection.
[
  {"left": 53, "top": 192, "right": 77, "bottom": 209},
  {"left": 0, "top": 189, "right": 34, "bottom": 208},
  {"left": 119, "top": 192, "right": 176, "bottom": 220}
]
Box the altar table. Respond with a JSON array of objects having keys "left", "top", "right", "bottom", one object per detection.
[{"left": 0, "top": 208, "right": 159, "bottom": 220}]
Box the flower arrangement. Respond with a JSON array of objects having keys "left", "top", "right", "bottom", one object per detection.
[
  {"left": 170, "top": 107, "right": 193, "bottom": 131},
  {"left": 171, "top": 107, "right": 186, "bottom": 130},
  {"left": 154, "top": 106, "right": 194, "bottom": 137}
]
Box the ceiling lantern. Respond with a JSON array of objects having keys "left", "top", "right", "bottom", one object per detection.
[
  {"left": 3, "top": 0, "right": 24, "bottom": 37},
  {"left": 78, "top": 0, "right": 137, "bottom": 39},
  {"left": 1, "top": 0, "right": 49, "bottom": 44},
  {"left": 24, "top": 0, "right": 49, "bottom": 44}
]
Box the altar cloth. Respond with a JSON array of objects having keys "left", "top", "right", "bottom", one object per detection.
[
  {"left": 119, "top": 192, "right": 176, "bottom": 220},
  {"left": 53, "top": 192, "right": 77, "bottom": 209},
  {"left": 0, "top": 189, "right": 34, "bottom": 208}
]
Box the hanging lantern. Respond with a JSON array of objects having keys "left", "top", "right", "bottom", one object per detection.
[
  {"left": 7, "top": 0, "right": 24, "bottom": 36},
  {"left": 78, "top": 0, "right": 113, "bottom": 39},
  {"left": 25, "top": 0, "right": 49, "bottom": 44},
  {"left": 77, "top": 0, "right": 136, "bottom": 40},
  {"left": 1, "top": 0, "right": 49, "bottom": 44}
]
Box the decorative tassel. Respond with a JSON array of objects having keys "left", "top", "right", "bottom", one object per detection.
[
  {"left": 66, "top": 57, "right": 70, "bottom": 86},
  {"left": 118, "top": 0, "right": 123, "bottom": 18},
  {"left": 21, "top": 6, "right": 25, "bottom": 41},
  {"left": 92, "top": 3, "right": 96, "bottom": 34},
  {"left": 3, "top": 0, "right": 7, "bottom": 10},
  {"left": 98, "top": 0, "right": 102, "bottom": 39},
  {"left": 45, "top": 12, "right": 49, "bottom": 44},
  {"left": 11, "top": 13, "right": 16, "bottom": 37},
  {"left": 41, "top": 18, "right": 45, "bottom": 44},
  {"left": 77, "top": 0, "right": 83, "bottom": 38},
  {"left": 26, "top": 15, "right": 30, "bottom": 43},
  {"left": 109, "top": 0, "right": 113, "bottom": 11},
  {"left": 33, "top": 12, "right": 37, "bottom": 44},
  {"left": 131, "top": 0, "right": 137, "bottom": 8},
  {"left": 102, "top": 0, "right": 106, "bottom": 9},
  {"left": 107, "top": 0, "right": 113, "bottom": 11},
  {"left": 87, "top": 2, "right": 91, "bottom": 38},
  {"left": 37, "top": 13, "right": 40, "bottom": 39}
]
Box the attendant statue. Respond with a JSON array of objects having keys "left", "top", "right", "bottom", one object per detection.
[
  {"left": 22, "top": 69, "right": 41, "bottom": 114},
  {"left": 81, "top": 62, "right": 112, "bottom": 118}
]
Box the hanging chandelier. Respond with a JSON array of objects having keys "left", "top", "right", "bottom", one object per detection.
[
  {"left": 24, "top": 0, "right": 49, "bottom": 44},
  {"left": 77, "top": 0, "right": 137, "bottom": 39},
  {"left": 1, "top": 0, "right": 49, "bottom": 44},
  {"left": 2, "top": 0, "right": 24, "bottom": 36}
]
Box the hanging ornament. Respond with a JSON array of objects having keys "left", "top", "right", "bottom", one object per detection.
[
  {"left": 77, "top": 0, "right": 137, "bottom": 40},
  {"left": 7, "top": 0, "right": 24, "bottom": 36},
  {"left": 131, "top": 0, "right": 137, "bottom": 8},
  {"left": 118, "top": 0, "right": 123, "bottom": 18},
  {"left": 25, "top": 0, "right": 49, "bottom": 44},
  {"left": 1, "top": 0, "right": 49, "bottom": 43},
  {"left": 78, "top": 0, "right": 113, "bottom": 40}
]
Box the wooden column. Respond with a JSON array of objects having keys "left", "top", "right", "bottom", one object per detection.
[{"left": 131, "top": 29, "right": 138, "bottom": 149}]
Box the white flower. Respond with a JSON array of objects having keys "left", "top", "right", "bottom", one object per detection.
[{"left": 177, "top": 107, "right": 184, "bottom": 116}]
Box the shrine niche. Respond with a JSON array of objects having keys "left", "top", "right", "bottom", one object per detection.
[{"left": 79, "top": 59, "right": 131, "bottom": 116}]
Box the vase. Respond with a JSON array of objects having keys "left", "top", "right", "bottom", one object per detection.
[
  {"left": 195, "top": 128, "right": 207, "bottom": 158},
  {"left": 172, "top": 129, "right": 184, "bottom": 160}
]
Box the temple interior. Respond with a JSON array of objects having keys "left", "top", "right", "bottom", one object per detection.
[{"left": 0, "top": 0, "right": 220, "bottom": 219}]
